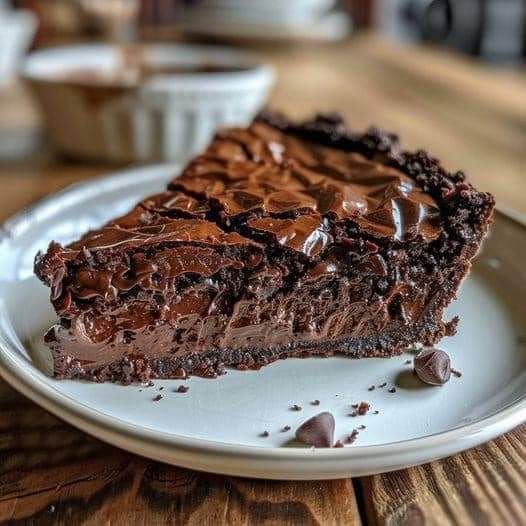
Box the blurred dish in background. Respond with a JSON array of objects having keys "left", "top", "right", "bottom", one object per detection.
[
  {"left": 378, "top": 0, "right": 526, "bottom": 64},
  {"left": 0, "top": 6, "right": 36, "bottom": 86},
  {"left": 185, "top": 0, "right": 337, "bottom": 23},
  {"left": 77, "top": 0, "right": 140, "bottom": 41},
  {"left": 23, "top": 43, "right": 274, "bottom": 163},
  {"left": 179, "top": 0, "right": 352, "bottom": 42}
]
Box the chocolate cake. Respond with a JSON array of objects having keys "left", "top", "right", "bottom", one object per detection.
[{"left": 34, "top": 112, "right": 495, "bottom": 382}]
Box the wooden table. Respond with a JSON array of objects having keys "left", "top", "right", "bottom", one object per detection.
[{"left": 0, "top": 34, "right": 525, "bottom": 524}]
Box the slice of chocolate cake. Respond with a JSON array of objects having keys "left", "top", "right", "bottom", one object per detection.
[{"left": 34, "top": 113, "right": 495, "bottom": 382}]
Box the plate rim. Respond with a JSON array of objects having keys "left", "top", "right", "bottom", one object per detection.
[{"left": 0, "top": 163, "right": 525, "bottom": 479}]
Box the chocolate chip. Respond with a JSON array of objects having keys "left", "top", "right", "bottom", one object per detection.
[
  {"left": 311, "top": 399, "right": 321, "bottom": 406},
  {"left": 281, "top": 425, "right": 291, "bottom": 432},
  {"left": 291, "top": 404, "right": 302, "bottom": 411},
  {"left": 175, "top": 385, "right": 189, "bottom": 393},
  {"left": 357, "top": 402, "right": 370, "bottom": 415},
  {"left": 295, "top": 412, "right": 335, "bottom": 448},
  {"left": 152, "top": 394, "right": 162, "bottom": 402},
  {"left": 414, "top": 348, "right": 451, "bottom": 385}
]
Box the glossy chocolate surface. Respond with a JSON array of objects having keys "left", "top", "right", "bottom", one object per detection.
[{"left": 170, "top": 122, "right": 442, "bottom": 243}]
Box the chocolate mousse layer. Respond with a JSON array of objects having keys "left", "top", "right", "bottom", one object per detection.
[{"left": 34, "top": 112, "right": 495, "bottom": 382}]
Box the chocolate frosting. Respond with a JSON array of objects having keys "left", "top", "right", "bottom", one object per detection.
[
  {"left": 247, "top": 214, "right": 331, "bottom": 256},
  {"left": 170, "top": 122, "right": 442, "bottom": 243},
  {"left": 35, "top": 218, "right": 261, "bottom": 306},
  {"left": 35, "top": 121, "right": 442, "bottom": 311},
  {"left": 67, "top": 218, "right": 255, "bottom": 255}
]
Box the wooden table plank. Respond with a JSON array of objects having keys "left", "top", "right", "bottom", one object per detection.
[
  {"left": 0, "top": 384, "right": 361, "bottom": 525},
  {"left": 359, "top": 426, "right": 526, "bottom": 526}
]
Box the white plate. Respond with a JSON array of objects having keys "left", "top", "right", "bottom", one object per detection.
[{"left": 0, "top": 164, "right": 525, "bottom": 480}]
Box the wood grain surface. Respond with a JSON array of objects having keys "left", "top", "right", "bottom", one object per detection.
[
  {"left": 360, "top": 427, "right": 526, "bottom": 526},
  {"left": 0, "top": 34, "right": 525, "bottom": 525},
  {"left": 1, "top": 377, "right": 525, "bottom": 525},
  {"left": 0, "top": 382, "right": 361, "bottom": 525}
]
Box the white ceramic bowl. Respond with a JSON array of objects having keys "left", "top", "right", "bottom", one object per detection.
[
  {"left": 22, "top": 44, "right": 275, "bottom": 163},
  {"left": 186, "top": 0, "right": 337, "bottom": 23},
  {"left": 0, "top": 9, "right": 36, "bottom": 86}
]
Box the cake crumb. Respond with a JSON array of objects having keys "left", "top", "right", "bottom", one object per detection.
[
  {"left": 334, "top": 440, "right": 344, "bottom": 448},
  {"left": 349, "top": 411, "right": 357, "bottom": 417},
  {"left": 260, "top": 431, "right": 269, "bottom": 437},
  {"left": 357, "top": 402, "right": 370, "bottom": 415},
  {"left": 405, "top": 359, "right": 412, "bottom": 364},
  {"left": 152, "top": 394, "right": 162, "bottom": 402},
  {"left": 374, "top": 410, "right": 379, "bottom": 415},
  {"left": 281, "top": 425, "right": 291, "bottom": 432},
  {"left": 311, "top": 399, "right": 320, "bottom": 406},
  {"left": 451, "top": 369, "right": 462, "bottom": 378},
  {"left": 358, "top": 425, "right": 366, "bottom": 430},
  {"left": 368, "top": 385, "right": 375, "bottom": 391},
  {"left": 378, "top": 382, "right": 387, "bottom": 388},
  {"left": 291, "top": 404, "right": 302, "bottom": 411},
  {"left": 175, "top": 385, "right": 189, "bottom": 393},
  {"left": 388, "top": 387, "right": 396, "bottom": 393}
]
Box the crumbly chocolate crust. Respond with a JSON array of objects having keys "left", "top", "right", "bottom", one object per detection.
[{"left": 35, "top": 111, "right": 495, "bottom": 383}]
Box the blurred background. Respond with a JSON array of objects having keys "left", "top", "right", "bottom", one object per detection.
[
  {"left": 9, "top": 0, "right": 526, "bottom": 62},
  {"left": 0, "top": 0, "right": 525, "bottom": 219}
]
